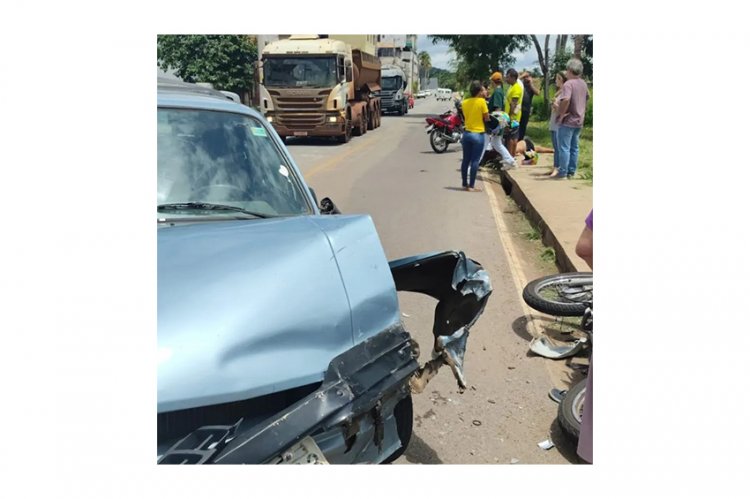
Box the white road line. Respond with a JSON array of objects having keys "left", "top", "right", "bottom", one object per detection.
[{"left": 484, "top": 174, "right": 567, "bottom": 386}]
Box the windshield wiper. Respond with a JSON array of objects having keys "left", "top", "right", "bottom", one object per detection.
[{"left": 157, "top": 202, "right": 271, "bottom": 218}]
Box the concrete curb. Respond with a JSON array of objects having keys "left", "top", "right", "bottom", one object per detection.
[{"left": 498, "top": 169, "right": 589, "bottom": 273}]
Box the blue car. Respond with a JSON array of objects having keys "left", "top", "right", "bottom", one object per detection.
[{"left": 157, "top": 78, "right": 492, "bottom": 464}]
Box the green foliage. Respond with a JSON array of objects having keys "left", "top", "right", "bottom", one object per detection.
[
  {"left": 429, "top": 35, "right": 530, "bottom": 81},
  {"left": 430, "top": 67, "right": 457, "bottom": 89},
  {"left": 532, "top": 93, "right": 549, "bottom": 121},
  {"left": 157, "top": 35, "right": 257, "bottom": 92},
  {"left": 418, "top": 51, "right": 432, "bottom": 82},
  {"left": 540, "top": 247, "right": 556, "bottom": 263}
]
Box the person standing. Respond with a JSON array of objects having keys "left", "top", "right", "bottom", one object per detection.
[
  {"left": 460, "top": 81, "right": 490, "bottom": 192},
  {"left": 548, "top": 71, "right": 568, "bottom": 177},
  {"left": 554, "top": 59, "right": 590, "bottom": 179},
  {"left": 503, "top": 69, "right": 524, "bottom": 157},
  {"left": 488, "top": 71, "right": 505, "bottom": 112},
  {"left": 575, "top": 210, "right": 593, "bottom": 464},
  {"left": 518, "top": 72, "right": 540, "bottom": 141}
]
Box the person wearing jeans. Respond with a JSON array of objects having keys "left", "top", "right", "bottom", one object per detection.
[
  {"left": 549, "top": 71, "right": 567, "bottom": 177},
  {"left": 554, "top": 59, "right": 590, "bottom": 179},
  {"left": 459, "top": 80, "right": 490, "bottom": 192},
  {"left": 556, "top": 125, "right": 582, "bottom": 178}
]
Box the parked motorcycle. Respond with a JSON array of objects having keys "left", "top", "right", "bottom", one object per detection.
[{"left": 425, "top": 99, "right": 464, "bottom": 153}]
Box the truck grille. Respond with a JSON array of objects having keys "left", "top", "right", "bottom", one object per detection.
[
  {"left": 277, "top": 113, "right": 325, "bottom": 129},
  {"left": 380, "top": 91, "right": 396, "bottom": 107},
  {"left": 269, "top": 90, "right": 328, "bottom": 112}
]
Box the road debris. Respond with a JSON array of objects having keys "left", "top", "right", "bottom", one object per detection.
[
  {"left": 472, "top": 420, "right": 482, "bottom": 426},
  {"left": 510, "top": 458, "right": 519, "bottom": 464},
  {"left": 537, "top": 439, "right": 555, "bottom": 450}
]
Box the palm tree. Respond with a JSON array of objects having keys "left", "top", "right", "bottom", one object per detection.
[{"left": 418, "top": 51, "right": 431, "bottom": 86}]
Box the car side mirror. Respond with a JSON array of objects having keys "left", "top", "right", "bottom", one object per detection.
[{"left": 319, "top": 197, "right": 341, "bottom": 215}]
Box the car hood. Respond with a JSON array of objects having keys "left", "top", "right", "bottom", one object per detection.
[{"left": 157, "top": 215, "right": 399, "bottom": 413}]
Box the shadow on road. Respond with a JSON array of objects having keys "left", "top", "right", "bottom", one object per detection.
[
  {"left": 420, "top": 150, "right": 458, "bottom": 155},
  {"left": 511, "top": 315, "right": 535, "bottom": 342},
  {"left": 547, "top": 417, "right": 588, "bottom": 464},
  {"left": 402, "top": 433, "right": 444, "bottom": 464},
  {"left": 285, "top": 137, "right": 341, "bottom": 147}
]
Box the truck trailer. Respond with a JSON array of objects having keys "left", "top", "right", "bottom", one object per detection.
[{"left": 259, "top": 35, "right": 382, "bottom": 143}]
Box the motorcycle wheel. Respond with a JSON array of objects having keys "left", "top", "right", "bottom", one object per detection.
[
  {"left": 522, "top": 272, "right": 593, "bottom": 317},
  {"left": 557, "top": 378, "right": 586, "bottom": 439},
  {"left": 430, "top": 129, "right": 450, "bottom": 153}
]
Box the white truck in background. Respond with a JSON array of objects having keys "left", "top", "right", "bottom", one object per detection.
[{"left": 378, "top": 65, "right": 408, "bottom": 115}]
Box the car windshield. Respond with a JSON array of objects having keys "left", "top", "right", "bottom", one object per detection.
[
  {"left": 381, "top": 76, "right": 402, "bottom": 91},
  {"left": 264, "top": 56, "right": 337, "bottom": 88},
  {"left": 157, "top": 108, "right": 310, "bottom": 219}
]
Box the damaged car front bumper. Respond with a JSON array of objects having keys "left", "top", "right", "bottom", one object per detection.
[{"left": 157, "top": 251, "right": 491, "bottom": 464}]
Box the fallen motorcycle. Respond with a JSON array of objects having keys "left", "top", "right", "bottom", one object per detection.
[{"left": 523, "top": 272, "right": 593, "bottom": 439}]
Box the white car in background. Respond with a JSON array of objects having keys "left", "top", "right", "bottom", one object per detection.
[{"left": 416, "top": 90, "right": 427, "bottom": 98}]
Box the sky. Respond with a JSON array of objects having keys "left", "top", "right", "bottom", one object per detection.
[{"left": 415, "top": 34, "right": 566, "bottom": 73}]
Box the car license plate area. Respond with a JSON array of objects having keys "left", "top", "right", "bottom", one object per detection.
[{"left": 272, "top": 436, "right": 329, "bottom": 464}]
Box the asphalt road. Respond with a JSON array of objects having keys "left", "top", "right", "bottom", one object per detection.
[{"left": 285, "top": 96, "right": 577, "bottom": 464}]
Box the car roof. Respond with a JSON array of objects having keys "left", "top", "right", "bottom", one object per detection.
[{"left": 157, "top": 77, "right": 260, "bottom": 117}]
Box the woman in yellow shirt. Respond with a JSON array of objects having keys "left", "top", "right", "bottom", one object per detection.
[{"left": 460, "top": 81, "right": 489, "bottom": 192}]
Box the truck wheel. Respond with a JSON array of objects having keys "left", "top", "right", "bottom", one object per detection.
[
  {"left": 397, "top": 104, "right": 404, "bottom": 116},
  {"left": 367, "top": 109, "right": 375, "bottom": 130},
  {"left": 404, "top": 102, "right": 408, "bottom": 115},
  {"left": 337, "top": 119, "right": 351, "bottom": 143},
  {"left": 353, "top": 114, "right": 365, "bottom": 136}
]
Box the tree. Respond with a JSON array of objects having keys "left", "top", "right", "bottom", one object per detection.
[
  {"left": 530, "top": 35, "right": 551, "bottom": 120},
  {"left": 157, "top": 35, "right": 257, "bottom": 95},
  {"left": 418, "top": 51, "right": 432, "bottom": 86},
  {"left": 430, "top": 35, "right": 530, "bottom": 80}
]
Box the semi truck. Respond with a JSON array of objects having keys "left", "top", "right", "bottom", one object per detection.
[
  {"left": 379, "top": 65, "right": 408, "bottom": 115},
  {"left": 259, "top": 35, "right": 382, "bottom": 143}
]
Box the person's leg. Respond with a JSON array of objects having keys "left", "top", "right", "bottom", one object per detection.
[
  {"left": 556, "top": 126, "right": 573, "bottom": 177},
  {"left": 460, "top": 135, "right": 471, "bottom": 187},
  {"left": 468, "top": 133, "right": 484, "bottom": 189},
  {"left": 518, "top": 111, "right": 529, "bottom": 140},
  {"left": 491, "top": 134, "right": 514, "bottom": 163},
  {"left": 550, "top": 130, "right": 559, "bottom": 176},
  {"left": 567, "top": 127, "right": 581, "bottom": 178}
]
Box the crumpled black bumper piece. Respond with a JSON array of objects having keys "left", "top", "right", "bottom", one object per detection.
[
  {"left": 157, "top": 326, "right": 417, "bottom": 464},
  {"left": 389, "top": 251, "right": 493, "bottom": 391}
]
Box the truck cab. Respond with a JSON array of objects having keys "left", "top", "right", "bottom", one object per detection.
[
  {"left": 379, "top": 65, "right": 408, "bottom": 116},
  {"left": 259, "top": 35, "right": 381, "bottom": 143}
]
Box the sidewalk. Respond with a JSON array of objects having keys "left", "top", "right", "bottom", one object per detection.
[{"left": 497, "top": 157, "right": 592, "bottom": 273}]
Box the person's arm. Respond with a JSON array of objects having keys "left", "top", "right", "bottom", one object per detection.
[
  {"left": 556, "top": 81, "right": 572, "bottom": 123},
  {"left": 510, "top": 97, "right": 520, "bottom": 116},
  {"left": 556, "top": 98, "right": 570, "bottom": 122},
  {"left": 575, "top": 225, "right": 593, "bottom": 269},
  {"left": 528, "top": 79, "right": 540, "bottom": 96}
]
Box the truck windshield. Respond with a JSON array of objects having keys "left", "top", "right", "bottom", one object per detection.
[
  {"left": 264, "top": 56, "right": 337, "bottom": 88},
  {"left": 382, "top": 76, "right": 402, "bottom": 91}
]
